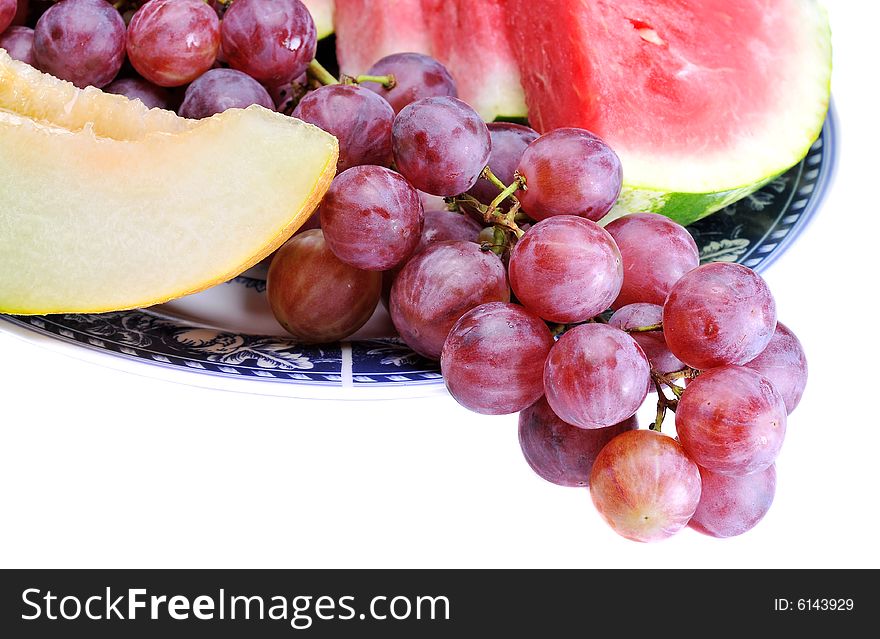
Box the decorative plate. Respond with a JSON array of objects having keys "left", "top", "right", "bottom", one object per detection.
[{"left": 0, "top": 108, "right": 838, "bottom": 399}]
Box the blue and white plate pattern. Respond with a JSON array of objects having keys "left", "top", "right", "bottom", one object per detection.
[{"left": 0, "top": 109, "right": 837, "bottom": 397}]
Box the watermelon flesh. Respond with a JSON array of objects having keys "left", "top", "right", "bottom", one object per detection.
[
  {"left": 335, "top": 0, "right": 432, "bottom": 77},
  {"left": 334, "top": 0, "right": 528, "bottom": 122},
  {"left": 420, "top": 0, "right": 527, "bottom": 121},
  {"left": 506, "top": 0, "right": 832, "bottom": 224}
]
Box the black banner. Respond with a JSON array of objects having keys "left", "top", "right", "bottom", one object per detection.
[{"left": 0, "top": 570, "right": 874, "bottom": 637}]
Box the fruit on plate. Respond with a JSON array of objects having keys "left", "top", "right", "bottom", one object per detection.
[
  {"left": 0, "top": 55, "right": 338, "bottom": 314},
  {"left": 303, "top": 0, "right": 335, "bottom": 39},
  {"left": 506, "top": 0, "right": 832, "bottom": 224},
  {"left": 420, "top": 0, "right": 527, "bottom": 122},
  {"left": 335, "top": 0, "right": 432, "bottom": 77}
]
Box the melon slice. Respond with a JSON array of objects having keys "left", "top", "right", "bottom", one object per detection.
[
  {"left": 506, "top": 0, "right": 832, "bottom": 224},
  {"left": 0, "top": 56, "right": 338, "bottom": 315},
  {"left": 0, "top": 51, "right": 189, "bottom": 139},
  {"left": 303, "top": 0, "right": 334, "bottom": 39},
  {"left": 420, "top": 0, "right": 527, "bottom": 122},
  {"left": 335, "top": 0, "right": 432, "bottom": 76}
]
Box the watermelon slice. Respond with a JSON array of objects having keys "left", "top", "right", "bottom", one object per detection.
[
  {"left": 506, "top": 0, "right": 832, "bottom": 225},
  {"left": 335, "top": 0, "right": 432, "bottom": 76},
  {"left": 303, "top": 0, "right": 334, "bottom": 39},
  {"left": 420, "top": 0, "right": 527, "bottom": 121}
]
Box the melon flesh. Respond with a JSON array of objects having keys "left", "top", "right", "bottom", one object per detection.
[
  {"left": 420, "top": 0, "right": 526, "bottom": 121},
  {"left": 335, "top": 0, "right": 432, "bottom": 76},
  {"left": 0, "top": 54, "right": 338, "bottom": 315},
  {"left": 303, "top": 0, "right": 334, "bottom": 39},
  {"left": 506, "top": 0, "right": 831, "bottom": 224},
  {"left": 0, "top": 51, "right": 189, "bottom": 139}
]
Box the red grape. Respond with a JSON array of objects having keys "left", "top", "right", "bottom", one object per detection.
[
  {"left": 390, "top": 241, "right": 509, "bottom": 359},
  {"left": 221, "top": 0, "right": 317, "bottom": 85},
  {"left": 105, "top": 77, "right": 172, "bottom": 110},
  {"left": 676, "top": 366, "right": 787, "bottom": 476},
  {"left": 320, "top": 165, "right": 424, "bottom": 271},
  {"left": 0, "top": 25, "right": 34, "bottom": 66},
  {"left": 663, "top": 262, "right": 777, "bottom": 370},
  {"left": 590, "top": 430, "right": 702, "bottom": 543},
  {"left": 468, "top": 122, "right": 539, "bottom": 206},
  {"left": 127, "top": 0, "right": 220, "bottom": 88},
  {"left": 689, "top": 464, "right": 776, "bottom": 538},
  {"left": 267, "top": 230, "right": 381, "bottom": 343},
  {"left": 441, "top": 303, "right": 554, "bottom": 415},
  {"left": 516, "top": 128, "right": 622, "bottom": 222},
  {"left": 508, "top": 216, "right": 622, "bottom": 323},
  {"left": 361, "top": 52, "right": 457, "bottom": 114},
  {"left": 0, "top": 0, "right": 15, "bottom": 34},
  {"left": 293, "top": 84, "right": 395, "bottom": 172},
  {"left": 519, "top": 397, "right": 637, "bottom": 487},
  {"left": 33, "top": 0, "right": 126, "bottom": 89},
  {"left": 544, "top": 324, "right": 650, "bottom": 430},
  {"left": 391, "top": 96, "right": 491, "bottom": 197},
  {"left": 609, "top": 303, "right": 684, "bottom": 377},
  {"left": 179, "top": 68, "right": 274, "bottom": 119},
  {"left": 744, "top": 322, "right": 808, "bottom": 415},
  {"left": 604, "top": 213, "right": 700, "bottom": 308},
  {"left": 419, "top": 208, "right": 482, "bottom": 250}
]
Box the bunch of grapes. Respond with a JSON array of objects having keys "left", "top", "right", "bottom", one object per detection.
[{"left": 5, "top": 0, "right": 809, "bottom": 543}]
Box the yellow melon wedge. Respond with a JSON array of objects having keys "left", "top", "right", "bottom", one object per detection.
[
  {"left": 0, "top": 65, "right": 338, "bottom": 315},
  {"left": 0, "top": 50, "right": 190, "bottom": 139}
]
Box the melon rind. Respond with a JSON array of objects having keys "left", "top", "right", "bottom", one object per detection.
[
  {"left": 303, "top": 0, "right": 335, "bottom": 39},
  {"left": 613, "top": 1, "right": 831, "bottom": 224}
]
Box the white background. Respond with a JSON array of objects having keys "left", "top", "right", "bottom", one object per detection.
[{"left": 0, "top": 0, "right": 876, "bottom": 569}]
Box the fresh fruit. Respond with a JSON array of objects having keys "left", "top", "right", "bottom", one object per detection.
[
  {"left": 126, "top": 0, "right": 220, "bottom": 88},
  {"left": 519, "top": 398, "right": 637, "bottom": 487},
  {"left": 508, "top": 216, "right": 622, "bottom": 324},
  {"left": 663, "top": 262, "right": 777, "bottom": 370},
  {"left": 516, "top": 128, "right": 622, "bottom": 223},
  {"left": 441, "top": 302, "right": 554, "bottom": 415},
  {"left": 676, "top": 366, "right": 787, "bottom": 476},
  {"left": 0, "top": 51, "right": 188, "bottom": 138},
  {"left": 105, "top": 77, "right": 173, "bottom": 111},
  {"left": 744, "top": 322, "right": 808, "bottom": 415},
  {"left": 689, "top": 465, "right": 776, "bottom": 538},
  {"left": 267, "top": 230, "right": 382, "bottom": 343},
  {"left": 293, "top": 83, "right": 395, "bottom": 172},
  {"left": 33, "top": 0, "right": 126, "bottom": 89},
  {"left": 0, "top": 0, "right": 14, "bottom": 33},
  {"left": 468, "top": 123, "right": 539, "bottom": 209},
  {"left": 590, "top": 430, "right": 702, "bottom": 543},
  {"left": 0, "top": 25, "right": 34, "bottom": 66},
  {"left": 420, "top": 0, "right": 527, "bottom": 122},
  {"left": 419, "top": 209, "right": 482, "bottom": 250},
  {"left": 179, "top": 68, "right": 275, "bottom": 119},
  {"left": 0, "top": 60, "right": 338, "bottom": 314},
  {"left": 605, "top": 213, "right": 700, "bottom": 309},
  {"left": 544, "top": 324, "right": 650, "bottom": 430},
  {"left": 360, "top": 52, "right": 457, "bottom": 114},
  {"left": 221, "top": 0, "right": 317, "bottom": 85},
  {"left": 335, "top": 0, "right": 432, "bottom": 77},
  {"left": 390, "top": 241, "right": 509, "bottom": 360},
  {"left": 391, "top": 96, "right": 491, "bottom": 197},
  {"left": 609, "top": 304, "right": 684, "bottom": 380},
  {"left": 506, "top": 0, "right": 832, "bottom": 224},
  {"left": 302, "top": 0, "right": 334, "bottom": 39},
  {"left": 320, "top": 166, "right": 424, "bottom": 271}
]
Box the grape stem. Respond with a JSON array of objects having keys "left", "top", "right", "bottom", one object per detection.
[
  {"left": 625, "top": 323, "right": 663, "bottom": 333},
  {"left": 308, "top": 59, "right": 340, "bottom": 86},
  {"left": 649, "top": 368, "right": 699, "bottom": 431},
  {"left": 352, "top": 74, "right": 397, "bottom": 89}
]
